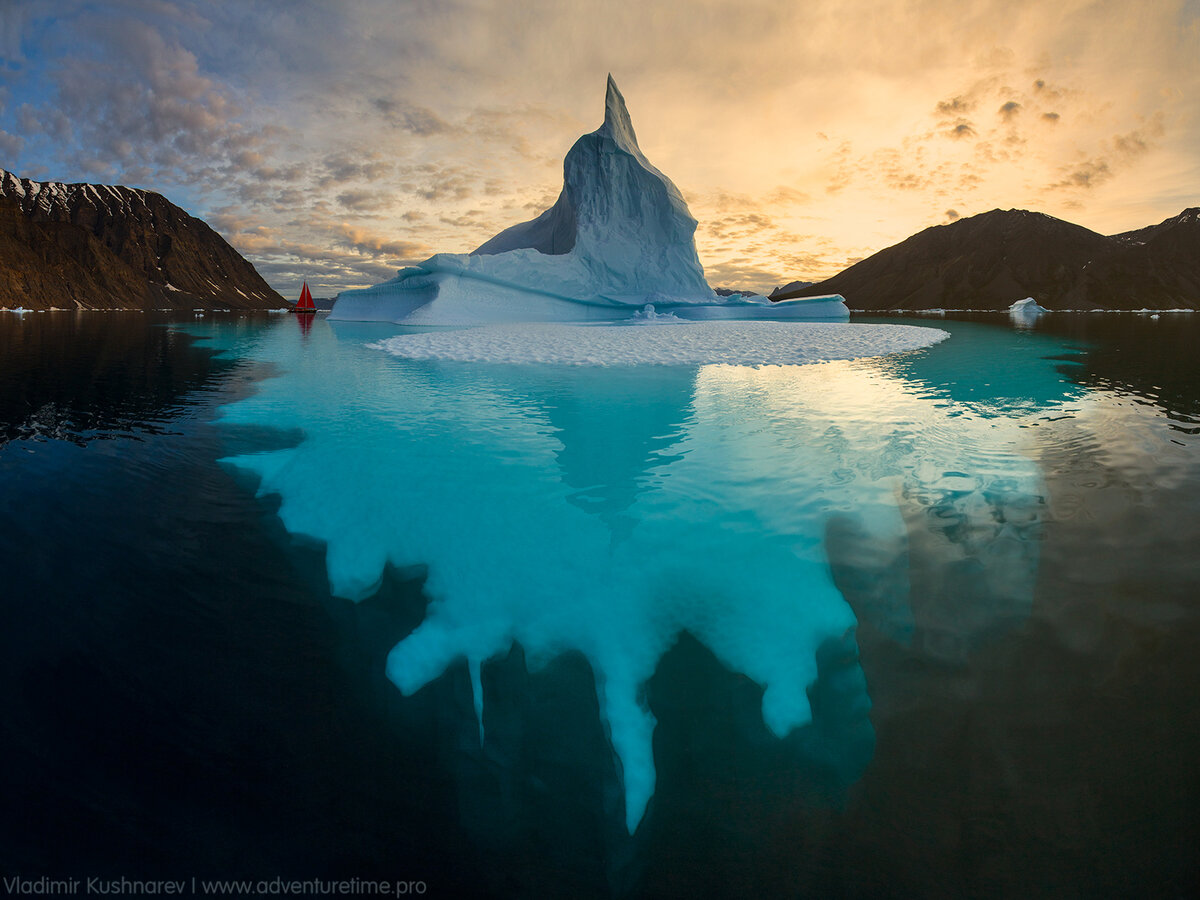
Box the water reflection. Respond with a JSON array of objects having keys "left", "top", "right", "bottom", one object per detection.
[
  {"left": 0, "top": 311, "right": 232, "bottom": 447},
  {"left": 1038, "top": 313, "right": 1200, "bottom": 434},
  {"left": 871, "top": 317, "right": 1086, "bottom": 414}
]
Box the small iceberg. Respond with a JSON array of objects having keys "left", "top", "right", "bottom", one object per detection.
[
  {"left": 625, "top": 303, "right": 685, "bottom": 324},
  {"left": 1009, "top": 297, "right": 1050, "bottom": 319}
]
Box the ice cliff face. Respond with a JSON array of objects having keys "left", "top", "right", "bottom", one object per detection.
[{"left": 332, "top": 78, "right": 847, "bottom": 323}]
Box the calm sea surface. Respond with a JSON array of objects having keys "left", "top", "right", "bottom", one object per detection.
[{"left": 1, "top": 310, "right": 1198, "bottom": 898}]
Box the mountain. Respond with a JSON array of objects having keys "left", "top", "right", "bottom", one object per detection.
[
  {"left": 1, "top": 170, "right": 283, "bottom": 310},
  {"left": 1088, "top": 208, "right": 1200, "bottom": 308},
  {"left": 776, "top": 207, "right": 1200, "bottom": 311},
  {"left": 1112, "top": 207, "right": 1200, "bottom": 245},
  {"left": 769, "top": 279, "right": 813, "bottom": 299}
]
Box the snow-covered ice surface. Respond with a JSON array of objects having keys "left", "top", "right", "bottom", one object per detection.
[
  {"left": 331, "top": 78, "right": 848, "bottom": 325},
  {"left": 373, "top": 321, "right": 946, "bottom": 367},
  {"left": 202, "top": 315, "right": 1072, "bottom": 836}
]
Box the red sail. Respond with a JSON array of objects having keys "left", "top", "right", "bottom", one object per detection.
[{"left": 296, "top": 281, "right": 315, "bottom": 310}]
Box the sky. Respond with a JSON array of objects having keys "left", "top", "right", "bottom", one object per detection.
[{"left": 1, "top": 0, "right": 1198, "bottom": 298}]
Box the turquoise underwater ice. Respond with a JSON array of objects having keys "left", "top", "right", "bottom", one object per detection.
[{"left": 209, "top": 316, "right": 1076, "bottom": 833}]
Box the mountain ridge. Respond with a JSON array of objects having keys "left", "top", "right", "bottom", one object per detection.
[
  {"left": 776, "top": 207, "right": 1200, "bottom": 310},
  {"left": 1, "top": 170, "right": 284, "bottom": 310}
]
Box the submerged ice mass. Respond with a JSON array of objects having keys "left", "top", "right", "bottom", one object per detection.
[
  {"left": 206, "top": 77, "right": 1060, "bottom": 841},
  {"left": 203, "top": 312, "right": 1066, "bottom": 837},
  {"left": 331, "top": 77, "right": 848, "bottom": 324}
]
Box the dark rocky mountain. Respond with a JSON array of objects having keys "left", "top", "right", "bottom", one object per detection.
[
  {"left": 1, "top": 170, "right": 284, "bottom": 310},
  {"left": 768, "top": 279, "right": 813, "bottom": 299},
  {"left": 1087, "top": 208, "right": 1200, "bottom": 309},
  {"left": 776, "top": 207, "right": 1200, "bottom": 311},
  {"left": 1112, "top": 207, "right": 1200, "bottom": 245}
]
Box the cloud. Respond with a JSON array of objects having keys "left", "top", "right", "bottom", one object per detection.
[
  {"left": 1049, "top": 115, "right": 1165, "bottom": 191},
  {"left": 765, "top": 185, "right": 812, "bottom": 206},
  {"left": 1042, "top": 111, "right": 1061, "bottom": 122},
  {"left": 252, "top": 258, "right": 401, "bottom": 293},
  {"left": 318, "top": 152, "right": 393, "bottom": 187},
  {"left": 437, "top": 210, "right": 492, "bottom": 229},
  {"left": 210, "top": 211, "right": 429, "bottom": 290},
  {"left": 0, "top": 128, "right": 22, "bottom": 159},
  {"left": 706, "top": 211, "right": 775, "bottom": 238},
  {"left": 0, "top": 4, "right": 28, "bottom": 68},
  {"left": 371, "top": 97, "right": 452, "bottom": 135},
  {"left": 702, "top": 260, "right": 788, "bottom": 291},
  {"left": 945, "top": 208, "right": 961, "bottom": 222},
  {"left": 391, "top": 163, "right": 481, "bottom": 202},
  {"left": 332, "top": 223, "right": 431, "bottom": 261},
  {"left": 336, "top": 189, "right": 394, "bottom": 211},
  {"left": 1055, "top": 159, "right": 1112, "bottom": 189},
  {"left": 15, "top": 103, "right": 58, "bottom": 140},
  {"left": 936, "top": 96, "right": 975, "bottom": 115},
  {"left": 999, "top": 100, "right": 1022, "bottom": 121},
  {"left": 873, "top": 149, "right": 931, "bottom": 191},
  {"left": 948, "top": 121, "right": 977, "bottom": 139},
  {"left": 23, "top": 14, "right": 275, "bottom": 193},
  {"left": 823, "top": 140, "right": 856, "bottom": 194}
]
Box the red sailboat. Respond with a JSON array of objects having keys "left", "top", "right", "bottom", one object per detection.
[{"left": 292, "top": 281, "right": 316, "bottom": 314}]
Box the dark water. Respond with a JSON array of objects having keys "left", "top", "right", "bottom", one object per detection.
[{"left": 1, "top": 311, "right": 1198, "bottom": 898}]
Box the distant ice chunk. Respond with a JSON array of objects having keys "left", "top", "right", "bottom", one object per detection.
[
  {"left": 332, "top": 77, "right": 848, "bottom": 325},
  {"left": 625, "top": 303, "right": 684, "bottom": 323},
  {"left": 1009, "top": 297, "right": 1050, "bottom": 321}
]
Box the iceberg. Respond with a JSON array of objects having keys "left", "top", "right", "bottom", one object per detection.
[
  {"left": 1008, "top": 297, "right": 1050, "bottom": 324},
  {"left": 330, "top": 77, "right": 848, "bottom": 324}
]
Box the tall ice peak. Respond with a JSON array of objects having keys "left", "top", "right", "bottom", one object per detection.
[{"left": 602, "top": 74, "right": 639, "bottom": 150}]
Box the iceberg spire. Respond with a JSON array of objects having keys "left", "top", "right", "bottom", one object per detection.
[{"left": 602, "top": 74, "right": 639, "bottom": 150}]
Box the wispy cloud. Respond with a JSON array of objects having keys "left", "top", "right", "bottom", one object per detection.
[
  {"left": 0, "top": 129, "right": 22, "bottom": 159},
  {"left": 1048, "top": 115, "right": 1165, "bottom": 192}
]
